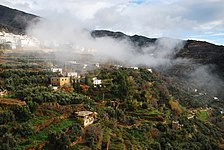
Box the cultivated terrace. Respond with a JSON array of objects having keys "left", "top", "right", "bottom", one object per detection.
[{"left": 0, "top": 51, "right": 224, "bottom": 150}]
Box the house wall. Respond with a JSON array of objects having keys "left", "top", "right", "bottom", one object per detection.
[
  {"left": 51, "top": 77, "right": 70, "bottom": 87},
  {"left": 84, "top": 116, "right": 95, "bottom": 127},
  {"left": 93, "top": 79, "right": 102, "bottom": 85},
  {"left": 75, "top": 111, "right": 97, "bottom": 127}
]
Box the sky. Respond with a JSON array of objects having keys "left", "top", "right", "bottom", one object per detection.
[{"left": 1, "top": 0, "right": 224, "bottom": 45}]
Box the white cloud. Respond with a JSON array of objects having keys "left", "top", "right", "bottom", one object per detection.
[{"left": 0, "top": 0, "right": 224, "bottom": 44}]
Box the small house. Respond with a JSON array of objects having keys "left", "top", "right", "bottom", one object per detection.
[
  {"left": 65, "top": 72, "right": 78, "bottom": 78},
  {"left": 75, "top": 111, "right": 97, "bottom": 127},
  {"left": 131, "top": 67, "right": 138, "bottom": 70},
  {"left": 0, "top": 90, "right": 8, "bottom": 97},
  {"left": 51, "top": 77, "right": 71, "bottom": 87},
  {"left": 51, "top": 68, "right": 63, "bottom": 74},
  {"left": 148, "top": 68, "right": 153, "bottom": 73},
  {"left": 92, "top": 77, "right": 102, "bottom": 87}
]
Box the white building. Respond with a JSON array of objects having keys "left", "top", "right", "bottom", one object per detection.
[
  {"left": 51, "top": 68, "right": 63, "bottom": 74},
  {"left": 148, "top": 68, "right": 153, "bottom": 73},
  {"left": 75, "top": 111, "right": 97, "bottom": 127},
  {"left": 131, "top": 67, "right": 138, "bottom": 70},
  {"left": 0, "top": 31, "right": 41, "bottom": 49},
  {"left": 92, "top": 77, "right": 102, "bottom": 87},
  {"left": 95, "top": 63, "right": 100, "bottom": 68},
  {"left": 213, "top": 97, "right": 219, "bottom": 100},
  {"left": 83, "top": 64, "right": 88, "bottom": 69},
  {"left": 65, "top": 72, "right": 78, "bottom": 78}
]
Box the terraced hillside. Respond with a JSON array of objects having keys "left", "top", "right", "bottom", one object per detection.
[{"left": 0, "top": 51, "right": 223, "bottom": 149}]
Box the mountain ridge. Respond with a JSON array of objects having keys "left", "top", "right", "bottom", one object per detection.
[
  {"left": 92, "top": 30, "right": 224, "bottom": 77},
  {"left": 0, "top": 4, "right": 39, "bottom": 34}
]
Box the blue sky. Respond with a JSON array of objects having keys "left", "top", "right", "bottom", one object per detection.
[
  {"left": 131, "top": 0, "right": 145, "bottom": 4},
  {"left": 1, "top": 0, "right": 224, "bottom": 45}
]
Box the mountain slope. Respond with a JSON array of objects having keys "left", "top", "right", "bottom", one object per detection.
[
  {"left": 92, "top": 30, "right": 224, "bottom": 99},
  {"left": 177, "top": 40, "right": 224, "bottom": 76},
  {"left": 92, "top": 30, "right": 224, "bottom": 75},
  {"left": 0, "top": 5, "right": 39, "bottom": 34}
]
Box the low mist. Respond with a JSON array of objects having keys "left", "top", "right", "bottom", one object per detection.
[
  {"left": 187, "top": 65, "right": 224, "bottom": 99},
  {"left": 26, "top": 18, "right": 184, "bottom": 67},
  {"left": 26, "top": 16, "right": 223, "bottom": 100}
]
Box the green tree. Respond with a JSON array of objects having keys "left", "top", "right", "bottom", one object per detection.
[
  {"left": 46, "top": 132, "right": 71, "bottom": 150},
  {"left": 27, "top": 101, "right": 38, "bottom": 113},
  {"left": 12, "top": 105, "right": 32, "bottom": 122}
]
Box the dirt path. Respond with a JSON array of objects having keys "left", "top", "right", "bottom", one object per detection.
[
  {"left": 35, "top": 115, "right": 68, "bottom": 132},
  {"left": 117, "top": 120, "right": 144, "bottom": 129},
  {"left": 35, "top": 118, "right": 55, "bottom": 132},
  {"left": 0, "top": 98, "right": 26, "bottom": 106}
]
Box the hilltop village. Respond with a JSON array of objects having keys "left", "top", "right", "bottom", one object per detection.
[
  {"left": 0, "top": 31, "right": 40, "bottom": 49},
  {"left": 0, "top": 31, "right": 224, "bottom": 149}
]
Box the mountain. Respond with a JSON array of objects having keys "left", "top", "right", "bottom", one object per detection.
[
  {"left": 0, "top": 4, "right": 223, "bottom": 74},
  {"left": 0, "top": 5, "right": 39, "bottom": 34},
  {"left": 92, "top": 30, "right": 224, "bottom": 76},
  {"left": 92, "top": 30, "right": 224, "bottom": 99},
  {"left": 92, "top": 31, "right": 224, "bottom": 76},
  {"left": 91, "top": 30, "right": 157, "bottom": 47}
]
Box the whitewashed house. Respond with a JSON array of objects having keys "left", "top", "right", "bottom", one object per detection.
[
  {"left": 51, "top": 68, "right": 63, "bottom": 74},
  {"left": 92, "top": 77, "right": 102, "bottom": 87},
  {"left": 131, "top": 67, "right": 139, "bottom": 70},
  {"left": 65, "top": 72, "right": 78, "bottom": 78},
  {"left": 148, "top": 68, "right": 153, "bottom": 73},
  {"left": 75, "top": 111, "right": 97, "bottom": 127}
]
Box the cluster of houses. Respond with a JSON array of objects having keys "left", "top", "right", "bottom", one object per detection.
[
  {"left": 0, "top": 31, "right": 40, "bottom": 50},
  {"left": 50, "top": 67, "right": 102, "bottom": 90},
  {"left": 49, "top": 64, "right": 154, "bottom": 90}
]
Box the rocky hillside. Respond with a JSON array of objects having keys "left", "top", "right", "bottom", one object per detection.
[{"left": 0, "top": 5, "right": 39, "bottom": 34}]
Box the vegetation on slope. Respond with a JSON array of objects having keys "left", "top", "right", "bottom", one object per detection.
[{"left": 0, "top": 53, "right": 223, "bottom": 150}]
